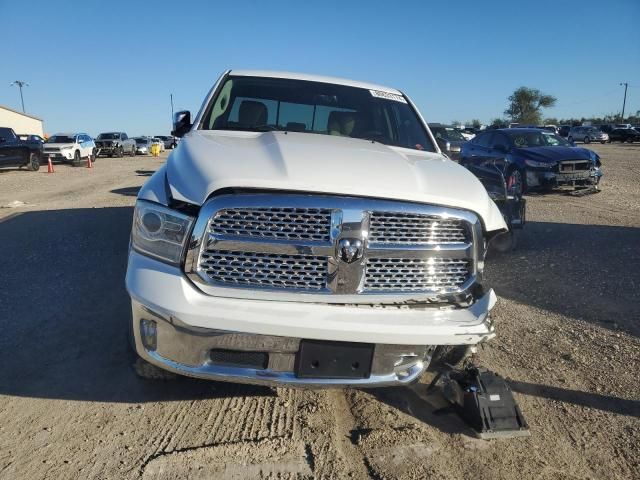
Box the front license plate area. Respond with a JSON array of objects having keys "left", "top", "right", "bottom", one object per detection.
[{"left": 295, "top": 340, "right": 374, "bottom": 379}]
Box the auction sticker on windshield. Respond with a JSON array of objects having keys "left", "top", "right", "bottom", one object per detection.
[{"left": 369, "top": 90, "right": 407, "bottom": 103}]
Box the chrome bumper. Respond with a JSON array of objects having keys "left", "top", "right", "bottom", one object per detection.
[{"left": 131, "top": 300, "right": 436, "bottom": 387}]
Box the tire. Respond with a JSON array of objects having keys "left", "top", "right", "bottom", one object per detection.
[
  {"left": 428, "top": 345, "right": 473, "bottom": 372},
  {"left": 600, "top": 141, "right": 606, "bottom": 144},
  {"left": 26, "top": 152, "right": 40, "bottom": 171},
  {"left": 91, "top": 148, "right": 97, "bottom": 161},
  {"left": 567, "top": 136, "right": 573, "bottom": 143},
  {"left": 627, "top": 138, "right": 635, "bottom": 144},
  {"left": 72, "top": 150, "right": 81, "bottom": 166},
  {"left": 117, "top": 146, "right": 124, "bottom": 158},
  {"left": 584, "top": 136, "right": 591, "bottom": 144},
  {"left": 130, "top": 145, "right": 136, "bottom": 157},
  {"left": 490, "top": 230, "right": 517, "bottom": 253}
]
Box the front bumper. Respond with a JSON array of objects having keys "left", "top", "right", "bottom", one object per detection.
[
  {"left": 43, "top": 151, "right": 74, "bottom": 161},
  {"left": 126, "top": 251, "right": 496, "bottom": 386},
  {"left": 526, "top": 165, "right": 602, "bottom": 189}
]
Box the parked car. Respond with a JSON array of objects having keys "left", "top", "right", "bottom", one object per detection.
[
  {"left": 126, "top": 69, "right": 508, "bottom": 386},
  {"left": 0, "top": 127, "right": 43, "bottom": 171},
  {"left": 151, "top": 137, "right": 165, "bottom": 152},
  {"left": 133, "top": 137, "right": 152, "bottom": 155},
  {"left": 609, "top": 128, "right": 640, "bottom": 143},
  {"left": 460, "top": 128, "right": 602, "bottom": 192},
  {"left": 428, "top": 123, "right": 467, "bottom": 161},
  {"left": 95, "top": 132, "right": 136, "bottom": 157},
  {"left": 558, "top": 125, "right": 571, "bottom": 137},
  {"left": 568, "top": 126, "right": 609, "bottom": 144},
  {"left": 614, "top": 124, "right": 633, "bottom": 129},
  {"left": 155, "top": 135, "right": 177, "bottom": 149},
  {"left": 43, "top": 133, "right": 96, "bottom": 165}
]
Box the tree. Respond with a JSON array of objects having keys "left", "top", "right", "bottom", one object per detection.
[
  {"left": 504, "top": 87, "right": 556, "bottom": 125},
  {"left": 469, "top": 119, "right": 482, "bottom": 129},
  {"left": 489, "top": 118, "right": 508, "bottom": 129}
]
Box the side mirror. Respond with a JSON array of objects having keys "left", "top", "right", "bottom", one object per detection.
[
  {"left": 172, "top": 111, "right": 192, "bottom": 137},
  {"left": 436, "top": 137, "right": 451, "bottom": 152}
]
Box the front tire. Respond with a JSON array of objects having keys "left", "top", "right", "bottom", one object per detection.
[
  {"left": 117, "top": 146, "right": 124, "bottom": 158},
  {"left": 72, "top": 150, "right": 81, "bottom": 166},
  {"left": 584, "top": 136, "right": 591, "bottom": 144},
  {"left": 130, "top": 145, "right": 136, "bottom": 157},
  {"left": 26, "top": 152, "right": 40, "bottom": 171}
]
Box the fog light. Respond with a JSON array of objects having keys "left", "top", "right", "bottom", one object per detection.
[{"left": 140, "top": 319, "right": 157, "bottom": 351}]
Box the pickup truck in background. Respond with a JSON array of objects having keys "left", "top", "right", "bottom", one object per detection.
[
  {"left": 95, "top": 132, "right": 136, "bottom": 157},
  {"left": 0, "top": 127, "right": 44, "bottom": 171}
]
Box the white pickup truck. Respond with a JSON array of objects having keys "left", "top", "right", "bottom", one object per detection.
[{"left": 125, "top": 70, "right": 507, "bottom": 387}]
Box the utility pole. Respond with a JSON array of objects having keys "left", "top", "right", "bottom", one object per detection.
[
  {"left": 10, "top": 80, "right": 29, "bottom": 113},
  {"left": 170, "top": 94, "right": 174, "bottom": 121},
  {"left": 620, "top": 82, "right": 628, "bottom": 122}
]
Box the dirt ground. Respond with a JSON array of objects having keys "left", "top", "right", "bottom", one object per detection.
[{"left": 0, "top": 145, "right": 638, "bottom": 479}]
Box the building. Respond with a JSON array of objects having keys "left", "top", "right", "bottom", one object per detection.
[{"left": 0, "top": 105, "right": 44, "bottom": 136}]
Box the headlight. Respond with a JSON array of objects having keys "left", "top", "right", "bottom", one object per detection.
[
  {"left": 524, "top": 159, "right": 551, "bottom": 168},
  {"left": 131, "top": 200, "right": 194, "bottom": 265}
]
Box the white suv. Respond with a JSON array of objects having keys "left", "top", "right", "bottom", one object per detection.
[{"left": 43, "top": 133, "right": 96, "bottom": 165}]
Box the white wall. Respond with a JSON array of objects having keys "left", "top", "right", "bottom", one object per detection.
[{"left": 0, "top": 106, "right": 44, "bottom": 136}]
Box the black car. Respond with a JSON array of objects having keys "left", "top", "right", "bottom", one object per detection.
[
  {"left": 558, "top": 125, "right": 571, "bottom": 137},
  {"left": 0, "top": 127, "right": 43, "bottom": 171},
  {"left": 460, "top": 128, "right": 602, "bottom": 193},
  {"left": 609, "top": 128, "right": 640, "bottom": 143}
]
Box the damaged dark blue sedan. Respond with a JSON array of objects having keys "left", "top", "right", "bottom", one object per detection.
[{"left": 460, "top": 128, "right": 602, "bottom": 193}]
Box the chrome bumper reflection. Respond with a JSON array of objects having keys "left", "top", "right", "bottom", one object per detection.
[{"left": 131, "top": 300, "right": 434, "bottom": 387}]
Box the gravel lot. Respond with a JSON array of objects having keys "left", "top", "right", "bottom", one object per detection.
[{"left": 0, "top": 145, "right": 638, "bottom": 479}]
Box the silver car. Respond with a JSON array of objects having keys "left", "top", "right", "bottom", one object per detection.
[
  {"left": 134, "top": 137, "right": 152, "bottom": 155},
  {"left": 568, "top": 126, "right": 609, "bottom": 144}
]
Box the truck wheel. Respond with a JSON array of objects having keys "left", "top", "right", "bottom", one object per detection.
[
  {"left": 428, "top": 345, "right": 473, "bottom": 372},
  {"left": 117, "top": 146, "right": 124, "bottom": 158},
  {"left": 130, "top": 145, "right": 136, "bottom": 157},
  {"left": 490, "top": 230, "right": 517, "bottom": 253},
  {"left": 583, "top": 136, "right": 591, "bottom": 144},
  {"left": 26, "top": 152, "right": 41, "bottom": 171},
  {"left": 73, "top": 150, "right": 81, "bottom": 166}
]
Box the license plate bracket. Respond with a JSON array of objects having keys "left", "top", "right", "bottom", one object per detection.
[{"left": 295, "top": 340, "right": 374, "bottom": 379}]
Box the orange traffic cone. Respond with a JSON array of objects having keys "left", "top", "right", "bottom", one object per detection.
[
  {"left": 86, "top": 154, "right": 93, "bottom": 169},
  {"left": 47, "top": 156, "right": 55, "bottom": 173}
]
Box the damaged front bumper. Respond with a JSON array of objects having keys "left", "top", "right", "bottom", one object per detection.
[
  {"left": 526, "top": 164, "right": 602, "bottom": 189},
  {"left": 126, "top": 251, "right": 496, "bottom": 387}
]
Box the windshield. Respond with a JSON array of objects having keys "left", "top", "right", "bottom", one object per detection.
[
  {"left": 507, "top": 131, "right": 571, "bottom": 148},
  {"left": 135, "top": 138, "right": 148, "bottom": 145},
  {"left": 48, "top": 135, "right": 75, "bottom": 143},
  {"left": 98, "top": 133, "right": 119, "bottom": 139},
  {"left": 201, "top": 76, "right": 436, "bottom": 152},
  {"left": 431, "top": 127, "right": 466, "bottom": 142}
]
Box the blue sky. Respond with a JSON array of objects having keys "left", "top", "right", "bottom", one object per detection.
[{"left": 1, "top": 0, "right": 638, "bottom": 136}]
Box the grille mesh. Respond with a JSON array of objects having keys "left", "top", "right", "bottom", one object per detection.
[
  {"left": 210, "top": 207, "right": 331, "bottom": 242},
  {"left": 200, "top": 250, "right": 327, "bottom": 290},
  {"left": 369, "top": 212, "right": 468, "bottom": 244},
  {"left": 365, "top": 258, "right": 471, "bottom": 291}
]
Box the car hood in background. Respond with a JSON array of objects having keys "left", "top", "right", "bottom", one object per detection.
[
  {"left": 512, "top": 146, "right": 594, "bottom": 164},
  {"left": 44, "top": 142, "right": 75, "bottom": 148},
  {"left": 161, "top": 130, "right": 506, "bottom": 232}
]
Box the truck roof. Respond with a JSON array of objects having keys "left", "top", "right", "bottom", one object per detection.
[{"left": 229, "top": 69, "right": 402, "bottom": 95}]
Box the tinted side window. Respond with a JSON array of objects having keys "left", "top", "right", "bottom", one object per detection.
[
  {"left": 122, "top": 133, "right": 128, "bottom": 140},
  {"left": 493, "top": 133, "right": 510, "bottom": 148},
  {"left": 474, "top": 132, "right": 493, "bottom": 147}
]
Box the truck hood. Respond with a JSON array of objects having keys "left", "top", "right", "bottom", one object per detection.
[
  {"left": 164, "top": 130, "right": 507, "bottom": 232},
  {"left": 512, "top": 146, "right": 595, "bottom": 164}
]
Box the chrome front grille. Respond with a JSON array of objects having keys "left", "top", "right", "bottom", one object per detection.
[
  {"left": 186, "top": 194, "right": 480, "bottom": 303},
  {"left": 369, "top": 212, "right": 468, "bottom": 244},
  {"left": 200, "top": 251, "right": 327, "bottom": 290},
  {"left": 365, "top": 258, "right": 471, "bottom": 292},
  {"left": 211, "top": 207, "right": 331, "bottom": 242}
]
